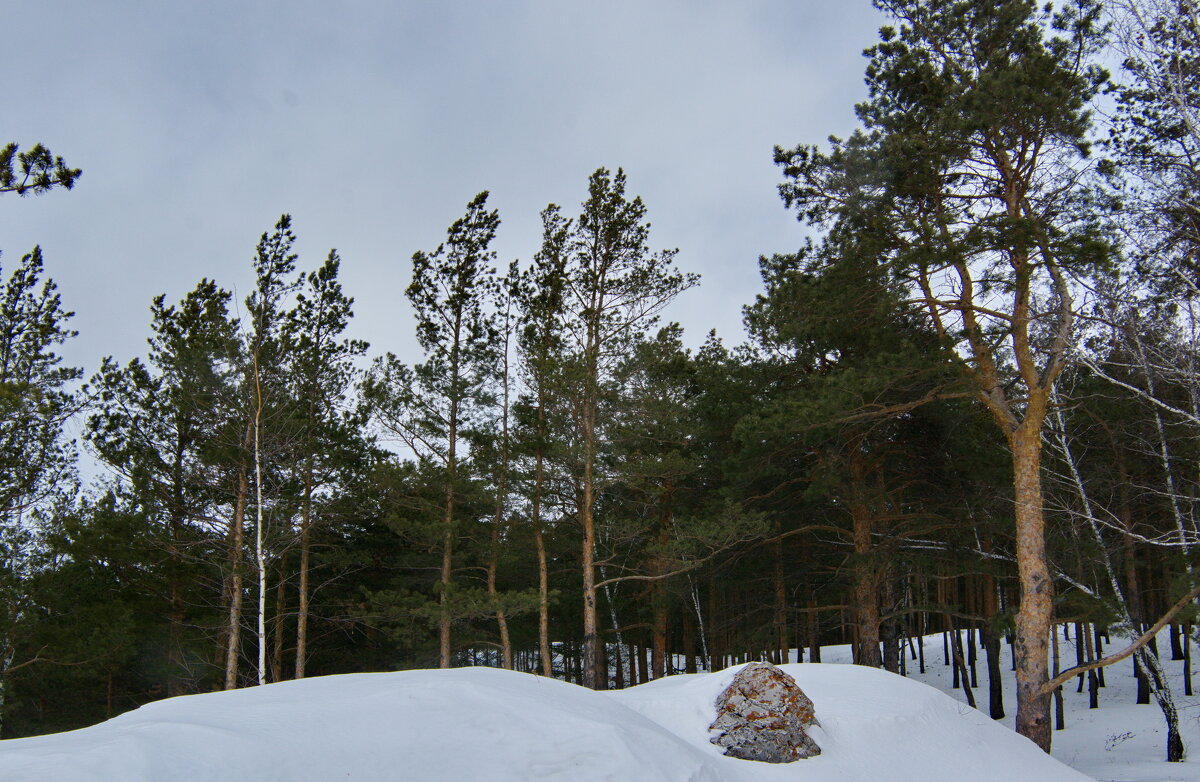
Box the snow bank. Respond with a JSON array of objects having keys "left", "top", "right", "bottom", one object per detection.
[
  {"left": 0, "top": 663, "right": 1092, "bottom": 782},
  {"left": 614, "top": 663, "right": 1094, "bottom": 781}
]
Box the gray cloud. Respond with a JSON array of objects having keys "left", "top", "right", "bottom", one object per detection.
[{"left": 1, "top": 0, "right": 882, "bottom": 374}]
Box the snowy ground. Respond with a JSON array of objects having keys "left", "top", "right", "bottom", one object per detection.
[
  {"left": 0, "top": 628, "right": 1194, "bottom": 781},
  {"left": 842, "top": 626, "right": 1200, "bottom": 782}
]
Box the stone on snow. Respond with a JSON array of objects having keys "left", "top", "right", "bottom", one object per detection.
[{"left": 708, "top": 661, "right": 821, "bottom": 763}]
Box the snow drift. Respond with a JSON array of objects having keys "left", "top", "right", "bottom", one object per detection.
[{"left": 0, "top": 663, "right": 1092, "bottom": 782}]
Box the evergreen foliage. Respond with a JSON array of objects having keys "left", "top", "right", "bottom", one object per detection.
[{"left": 6, "top": 7, "right": 1200, "bottom": 768}]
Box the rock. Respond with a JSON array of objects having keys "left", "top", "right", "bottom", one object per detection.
[{"left": 708, "top": 661, "right": 821, "bottom": 763}]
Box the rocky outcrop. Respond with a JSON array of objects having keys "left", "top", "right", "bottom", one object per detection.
[{"left": 708, "top": 662, "right": 821, "bottom": 763}]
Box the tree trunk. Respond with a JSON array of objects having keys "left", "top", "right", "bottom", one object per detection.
[
  {"left": 652, "top": 588, "right": 668, "bottom": 679},
  {"left": 1184, "top": 623, "right": 1193, "bottom": 697},
  {"left": 773, "top": 534, "right": 788, "bottom": 664},
  {"left": 982, "top": 570, "right": 1005, "bottom": 719},
  {"left": 531, "top": 397, "right": 553, "bottom": 677},
  {"left": 650, "top": 487, "right": 674, "bottom": 679},
  {"left": 488, "top": 332, "right": 514, "bottom": 670},
  {"left": 1052, "top": 625, "right": 1064, "bottom": 730},
  {"left": 1084, "top": 628, "right": 1099, "bottom": 709},
  {"left": 850, "top": 455, "right": 881, "bottom": 668},
  {"left": 581, "top": 399, "right": 602, "bottom": 688},
  {"left": 1075, "top": 621, "right": 1086, "bottom": 693},
  {"left": 166, "top": 442, "right": 187, "bottom": 697},
  {"left": 438, "top": 496, "right": 455, "bottom": 668},
  {"left": 487, "top": 523, "right": 513, "bottom": 669},
  {"left": 224, "top": 465, "right": 249, "bottom": 690},
  {"left": 534, "top": 521, "right": 552, "bottom": 677},
  {"left": 295, "top": 465, "right": 313, "bottom": 679},
  {"left": 253, "top": 375, "right": 268, "bottom": 686},
  {"left": 167, "top": 581, "right": 186, "bottom": 697},
  {"left": 951, "top": 624, "right": 976, "bottom": 708},
  {"left": 581, "top": 481, "right": 600, "bottom": 688},
  {"left": 1011, "top": 423, "right": 1053, "bottom": 751},
  {"left": 807, "top": 598, "right": 821, "bottom": 663},
  {"left": 683, "top": 611, "right": 697, "bottom": 673},
  {"left": 438, "top": 396, "right": 459, "bottom": 669},
  {"left": 982, "top": 624, "right": 1004, "bottom": 719},
  {"left": 273, "top": 560, "right": 287, "bottom": 682}
]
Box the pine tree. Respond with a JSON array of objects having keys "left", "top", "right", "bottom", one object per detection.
[
  {"left": 553, "top": 168, "right": 698, "bottom": 689},
  {"left": 0, "top": 143, "right": 79, "bottom": 196},
  {"left": 513, "top": 206, "right": 571, "bottom": 676},
  {"left": 366, "top": 192, "right": 500, "bottom": 668},
  {"left": 741, "top": 232, "right": 964, "bottom": 671},
  {"left": 88, "top": 279, "right": 239, "bottom": 696},
  {"left": 0, "top": 247, "right": 81, "bottom": 729},
  {"left": 281, "top": 251, "right": 368, "bottom": 679},
  {"left": 0, "top": 249, "right": 81, "bottom": 523},
  {"left": 776, "top": 0, "right": 1109, "bottom": 750}
]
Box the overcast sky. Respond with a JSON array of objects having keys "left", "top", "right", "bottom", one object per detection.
[{"left": 2, "top": 1, "right": 884, "bottom": 377}]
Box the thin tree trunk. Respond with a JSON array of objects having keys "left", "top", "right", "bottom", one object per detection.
[
  {"left": 652, "top": 587, "right": 668, "bottom": 679},
  {"left": 773, "top": 534, "right": 788, "bottom": 664},
  {"left": 1083, "top": 628, "right": 1099, "bottom": 709},
  {"left": 1184, "top": 623, "right": 1193, "bottom": 696},
  {"left": 253, "top": 365, "right": 268, "bottom": 686},
  {"left": 951, "top": 623, "right": 976, "bottom": 708},
  {"left": 1171, "top": 624, "right": 1184, "bottom": 660},
  {"left": 1076, "top": 621, "right": 1086, "bottom": 693},
  {"left": 531, "top": 389, "right": 553, "bottom": 678},
  {"left": 438, "top": 374, "right": 460, "bottom": 669},
  {"left": 982, "top": 574, "right": 1005, "bottom": 719},
  {"left": 273, "top": 558, "right": 287, "bottom": 682},
  {"left": 295, "top": 465, "right": 312, "bottom": 679},
  {"left": 850, "top": 454, "right": 881, "bottom": 667},
  {"left": 1052, "top": 625, "right": 1064, "bottom": 730},
  {"left": 683, "top": 610, "right": 697, "bottom": 673},
  {"left": 224, "top": 464, "right": 249, "bottom": 690},
  {"left": 166, "top": 440, "right": 187, "bottom": 697},
  {"left": 486, "top": 516, "right": 512, "bottom": 669},
  {"left": 1056, "top": 403, "right": 1184, "bottom": 759},
  {"left": 488, "top": 318, "right": 514, "bottom": 669},
  {"left": 808, "top": 597, "right": 821, "bottom": 663},
  {"left": 579, "top": 376, "right": 605, "bottom": 689}
]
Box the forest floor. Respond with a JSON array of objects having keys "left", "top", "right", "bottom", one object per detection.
[{"left": 0, "top": 627, "right": 1194, "bottom": 781}]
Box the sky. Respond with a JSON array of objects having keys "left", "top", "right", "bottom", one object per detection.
[{"left": 2, "top": 1, "right": 885, "bottom": 378}]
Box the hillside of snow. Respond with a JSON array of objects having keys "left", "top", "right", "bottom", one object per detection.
[
  {"left": 0, "top": 659, "right": 1094, "bottom": 782},
  {"left": 813, "top": 628, "right": 1200, "bottom": 782}
]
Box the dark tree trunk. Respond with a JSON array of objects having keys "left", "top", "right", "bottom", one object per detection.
[
  {"left": 951, "top": 625, "right": 976, "bottom": 708},
  {"left": 1052, "top": 626, "right": 1064, "bottom": 731},
  {"left": 807, "top": 599, "right": 821, "bottom": 663},
  {"left": 1075, "top": 621, "right": 1086, "bottom": 693},
  {"left": 982, "top": 624, "right": 1005, "bottom": 719}
]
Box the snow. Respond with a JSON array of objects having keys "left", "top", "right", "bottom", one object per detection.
[
  {"left": 0, "top": 669, "right": 724, "bottom": 782},
  {"left": 0, "top": 628, "right": 1195, "bottom": 781},
  {"left": 833, "top": 627, "right": 1200, "bottom": 782},
  {"left": 612, "top": 662, "right": 1092, "bottom": 781},
  {"left": 0, "top": 651, "right": 1109, "bottom": 781}
]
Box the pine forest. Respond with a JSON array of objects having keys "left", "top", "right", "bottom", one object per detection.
[{"left": 1, "top": 0, "right": 1199, "bottom": 764}]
